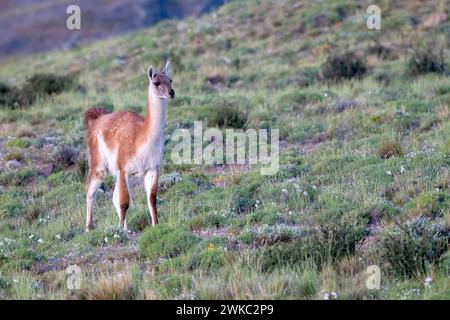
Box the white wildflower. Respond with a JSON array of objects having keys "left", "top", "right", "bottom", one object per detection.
[
  {"left": 386, "top": 170, "right": 392, "bottom": 176},
  {"left": 424, "top": 277, "right": 432, "bottom": 288}
]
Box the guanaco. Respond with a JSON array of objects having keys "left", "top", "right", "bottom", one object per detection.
[{"left": 83, "top": 61, "right": 174, "bottom": 231}]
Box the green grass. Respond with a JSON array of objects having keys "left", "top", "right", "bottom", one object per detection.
[{"left": 0, "top": 0, "right": 449, "bottom": 299}]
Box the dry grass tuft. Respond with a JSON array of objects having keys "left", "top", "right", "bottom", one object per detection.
[{"left": 377, "top": 138, "right": 403, "bottom": 159}]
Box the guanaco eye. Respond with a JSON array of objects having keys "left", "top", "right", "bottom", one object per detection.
[{"left": 154, "top": 81, "right": 160, "bottom": 86}]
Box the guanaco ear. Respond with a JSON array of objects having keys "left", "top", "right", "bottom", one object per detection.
[
  {"left": 162, "top": 60, "right": 171, "bottom": 76},
  {"left": 147, "top": 65, "right": 154, "bottom": 81}
]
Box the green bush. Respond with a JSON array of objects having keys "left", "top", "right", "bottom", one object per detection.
[
  {"left": 276, "top": 91, "right": 323, "bottom": 110},
  {"left": 255, "top": 216, "right": 366, "bottom": 271},
  {"left": 3, "top": 248, "right": 44, "bottom": 270},
  {"left": 23, "top": 73, "right": 75, "bottom": 96},
  {"left": 186, "top": 249, "right": 227, "bottom": 270},
  {"left": 0, "top": 274, "right": 11, "bottom": 290},
  {"left": 246, "top": 209, "right": 281, "bottom": 226},
  {"left": 229, "top": 179, "right": 262, "bottom": 214},
  {"left": 139, "top": 225, "right": 201, "bottom": 259},
  {"left": 162, "top": 237, "right": 231, "bottom": 272},
  {"left": 127, "top": 210, "right": 150, "bottom": 231},
  {"left": 408, "top": 191, "right": 450, "bottom": 218},
  {"left": 0, "top": 168, "right": 37, "bottom": 186},
  {"left": 378, "top": 217, "right": 449, "bottom": 277},
  {"left": 256, "top": 241, "right": 307, "bottom": 272},
  {"left": 188, "top": 213, "right": 226, "bottom": 230},
  {"left": 168, "top": 249, "right": 229, "bottom": 272},
  {"left": 0, "top": 195, "right": 24, "bottom": 217},
  {"left": 0, "top": 73, "right": 75, "bottom": 109},
  {"left": 237, "top": 224, "right": 302, "bottom": 246},
  {"left": 439, "top": 251, "right": 450, "bottom": 273},
  {"left": 6, "top": 139, "right": 30, "bottom": 148},
  {"left": 321, "top": 52, "right": 367, "bottom": 82},
  {"left": 210, "top": 106, "right": 247, "bottom": 129},
  {"left": 207, "top": 95, "right": 251, "bottom": 129},
  {"left": 406, "top": 49, "right": 447, "bottom": 76},
  {"left": 0, "top": 82, "right": 11, "bottom": 106}
]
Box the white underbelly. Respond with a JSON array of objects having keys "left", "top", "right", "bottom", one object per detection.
[
  {"left": 97, "top": 133, "right": 119, "bottom": 176},
  {"left": 125, "top": 139, "right": 164, "bottom": 175}
]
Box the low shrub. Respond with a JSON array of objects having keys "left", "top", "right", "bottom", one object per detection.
[
  {"left": 321, "top": 52, "right": 367, "bottom": 82},
  {"left": 187, "top": 212, "right": 226, "bottom": 230},
  {"left": 128, "top": 210, "right": 150, "bottom": 231},
  {"left": 4, "top": 151, "right": 23, "bottom": 161},
  {"left": 255, "top": 216, "right": 367, "bottom": 271},
  {"left": 167, "top": 249, "right": 229, "bottom": 272},
  {"left": 406, "top": 49, "right": 447, "bottom": 76},
  {"left": 207, "top": 95, "right": 251, "bottom": 129},
  {"left": 0, "top": 168, "right": 37, "bottom": 186},
  {"left": 407, "top": 191, "right": 450, "bottom": 218},
  {"left": 6, "top": 139, "right": 30, "bottom": 148},
  {"left": 55, "top": 145, "right": 79, "bottom": 168},
  {"left": 277, "top": 91, "right": 323, "bottom": 110},
  {"left": 0, "top": 73, "right": 75, "bottom": 109},
  {"left": 245, "top": 209, "right": 281, "bottom": 226},
  {"left": 237, "top": 224, "right": 302, "bottom": 246},
  {"left": 24, "top": 73, "right": 74, "bottom": 95},
  {"left": 139, "top": 225, "right": 201, "bottom": 259},
  {"left": 378, "top": 217, "right": 449, "bottom": 277},
  {"left": 210, "top": 106, "right": 247, "bottom": 129}
]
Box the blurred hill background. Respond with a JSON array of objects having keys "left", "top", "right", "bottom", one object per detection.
[{"left": 0, "top": 0, "right": 225, "bottom": 58}]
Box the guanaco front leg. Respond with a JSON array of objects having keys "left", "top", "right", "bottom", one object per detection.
[{"left": 144, "top": 169, "right": 159, "bottom": 226}]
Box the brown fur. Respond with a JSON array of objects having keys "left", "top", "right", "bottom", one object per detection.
[
  {"left": 89, "top": 111, "right": 148, "bottom": 170},
  {"left": 83, "top": 107, "right": 110, "bottom": 129}
]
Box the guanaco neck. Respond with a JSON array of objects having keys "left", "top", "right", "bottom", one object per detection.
[{"left": 143, "top": 86, "right": 166, "bottom": 143}]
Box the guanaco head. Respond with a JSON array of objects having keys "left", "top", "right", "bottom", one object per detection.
[{"left": 147, "top": 61, "right": 175, "bottom": 100}]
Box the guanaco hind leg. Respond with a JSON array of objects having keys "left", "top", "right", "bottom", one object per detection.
[{"left": 85, "top": 172, "right": 102, "bottom": 231}]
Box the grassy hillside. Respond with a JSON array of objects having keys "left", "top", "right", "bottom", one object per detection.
[{"left": 0, "top": 0, "right": 449, "bottom": 299}]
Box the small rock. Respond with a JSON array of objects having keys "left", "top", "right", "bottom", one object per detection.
[{"left": 6, "top": 160, "right": 23, "bottom": 170}]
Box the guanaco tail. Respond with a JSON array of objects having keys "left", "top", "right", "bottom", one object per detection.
[{"left": 83, "top": 61, "right": 174, "bottom": 231}]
